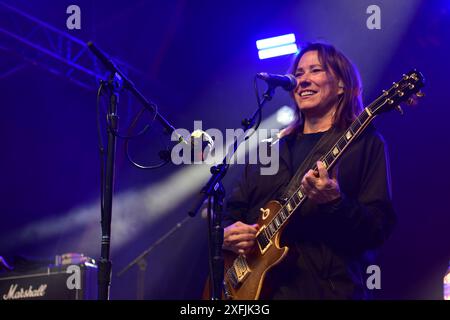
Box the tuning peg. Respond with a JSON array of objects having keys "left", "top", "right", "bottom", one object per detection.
[
  {"left": 395, "top": 105, "right": 404, "bottom": 115},
  {"left": 416, "top": 91, "right": 425, "bottom": 98}
]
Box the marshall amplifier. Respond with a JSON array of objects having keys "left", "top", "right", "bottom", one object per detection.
[{"left": 0, "top": 260, "right": 97, "bottom": 300}]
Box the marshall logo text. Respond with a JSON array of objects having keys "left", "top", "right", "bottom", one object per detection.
[{"left": 2, "top": 284, "right": 47, "bottom": 300}]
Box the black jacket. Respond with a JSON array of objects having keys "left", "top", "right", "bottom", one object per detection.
[{"left": 224, "top": 126, "right": 396, "bottom": 299}]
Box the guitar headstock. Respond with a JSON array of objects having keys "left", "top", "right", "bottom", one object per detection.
[{"left": 370, "top": 69, "right": 425, "bottom": 116}]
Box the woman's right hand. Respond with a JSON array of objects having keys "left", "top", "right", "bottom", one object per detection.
[{"left": 223, "top": 221, "right": 259, "bottom": 255}]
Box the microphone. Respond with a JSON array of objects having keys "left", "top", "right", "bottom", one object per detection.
[
  {"left": 189, "top": 130, "right": 214, "bottom": 162},
  {"left": 256, "top": 72, "right": 297, "bottom": 91}
]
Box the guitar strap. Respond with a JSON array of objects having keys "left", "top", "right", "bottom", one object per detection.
[{"left": 280, "top": 125, "right": 345, "bottom": 201}]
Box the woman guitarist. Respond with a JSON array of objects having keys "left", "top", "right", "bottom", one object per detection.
[{"left": 223, "top": 42, "right": 396, "bottom": 299}]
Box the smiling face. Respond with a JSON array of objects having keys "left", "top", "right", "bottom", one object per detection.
[{"left": 293, "top": 50, "right": 343, "bottom": 118}]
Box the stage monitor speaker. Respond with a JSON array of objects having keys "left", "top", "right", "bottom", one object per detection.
[{"left": 0, "top": 262, "right": 97, "bottom": 300}]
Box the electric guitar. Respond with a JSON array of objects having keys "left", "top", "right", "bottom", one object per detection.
[{"left": 219, "top": 70, "right": 425, "bottom": 300}]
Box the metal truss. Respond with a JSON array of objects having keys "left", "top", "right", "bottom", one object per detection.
[{"left": 0, "top": 1, "right": 149, "bottom": 91}]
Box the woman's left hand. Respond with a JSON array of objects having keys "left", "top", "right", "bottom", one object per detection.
[{"left": 300, "top": 161, "right": 341, "bottom": 204}]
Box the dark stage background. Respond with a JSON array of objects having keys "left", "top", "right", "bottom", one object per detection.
[{"left": 0, "top": 0, "right": 449, "bottom": 300}]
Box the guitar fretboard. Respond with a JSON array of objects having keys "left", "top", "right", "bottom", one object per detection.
[{"left": 256, "top": 107, "right": 374, "bottom": 247}]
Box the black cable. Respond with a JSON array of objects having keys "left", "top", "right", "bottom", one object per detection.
[
  {"left": 242, "top": 76, "right": 264, "bottom": 142},
  {"left": 96, "top": 81, "right": 106, "bottom": 216},
  {"left": 223, "top": 76, "right": 265, "bottom": 166},
  {"left": 254, "top": 75, "right": 262, "bottom": 108},
  {"left": 124, "top": 106, "right": 170, "bottom": 169},
  {"left": 252, "top": 76, "right": 263, "bottom": 131},
  {"left": 98, "top": 84, "right": 170, "bottom": 170},
  {"left": 105, "top": 105, "right": 152, "bottom": 139}
]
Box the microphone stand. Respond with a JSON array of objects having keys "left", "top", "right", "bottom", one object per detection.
[
  {"left": 116, "top": 216, "right": 191, "bottom": 299},
  {"left": 97, "top": 71, "right": 122, "bottom": 301},
  {"left": 87, "top": 41, "right": 185, "bottom": 300},
  {"left": 188, "top": 83, "right": 277, "bottom": 300}
]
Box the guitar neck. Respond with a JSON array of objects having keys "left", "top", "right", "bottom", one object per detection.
[
  {"left": 316, "top": 107, "right": 375, "bottom": 172},
  {"left": 259, "top": 107, "right": 377, "bottom": 242},
  {"left": 257, "top": 70, "right": 424, "bottom": 243}
]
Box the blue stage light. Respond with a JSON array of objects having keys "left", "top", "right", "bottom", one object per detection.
[
  {"left": 256, "top": 33, "right": 298, "bottom": 59},
  {"left": 258, "top": 43, "right": 298, "bottom": 60},
  {"left": 256, "top": 33, "right": 296, "bottom": 50}
]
